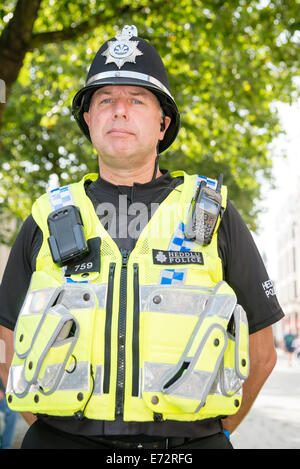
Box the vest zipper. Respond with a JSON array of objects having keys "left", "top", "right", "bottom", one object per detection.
[
  {"left": 115, "top": 249, "right": 131, "bottom": 419},
  {"left": 103, "top": 262, "right": 115, "bottom": 394},
  {"left": 132, "top": 263, "right": 140, "bottom": 397}
]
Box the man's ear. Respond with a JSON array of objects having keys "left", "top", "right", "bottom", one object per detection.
[
  {"left": 159, "top": 116, "right": 171, "bottom": 140},
  {"left": 83, "top": 111, "right": 90, "bottom": 127}
]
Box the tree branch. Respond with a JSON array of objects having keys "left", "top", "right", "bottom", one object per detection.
[{"left": 28, "top": 4, "right": 143, "bottom": 50}]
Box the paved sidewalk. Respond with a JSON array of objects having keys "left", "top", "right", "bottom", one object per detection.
[{"left": 231, "top": 349, "right": 300, "bottom": 449}]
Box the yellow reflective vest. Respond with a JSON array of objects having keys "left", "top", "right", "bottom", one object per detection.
[{"left": 7, "top": 171, "right": 249, "bottom": 422}]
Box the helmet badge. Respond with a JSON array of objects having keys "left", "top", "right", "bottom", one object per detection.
[{"left": 102, "top": 25, "right": 143, "bottom": 69}]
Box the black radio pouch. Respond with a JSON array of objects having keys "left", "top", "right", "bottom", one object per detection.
[{"left": 47, "top": 205, "right": 89, "bottom": 266}]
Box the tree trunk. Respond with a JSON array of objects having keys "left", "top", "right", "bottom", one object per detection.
[{"left": 0, "top": 0, "right": 42, "bottom": 129}]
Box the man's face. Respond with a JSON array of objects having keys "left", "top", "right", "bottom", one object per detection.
[{"left": 83, "top": 85, "right": 170, "bottom": 170}]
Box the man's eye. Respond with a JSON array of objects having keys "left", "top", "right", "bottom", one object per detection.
[{"left": 132, "top": 99, "right": 142, "bottom": 104}]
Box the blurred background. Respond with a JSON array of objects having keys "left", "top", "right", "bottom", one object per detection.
[{"left": 0, "top": 0, "right": 299, "bottom": 449}]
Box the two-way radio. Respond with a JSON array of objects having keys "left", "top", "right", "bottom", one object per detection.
[{"left": 184, "top": 174, "right": 223, "bottom": 245}]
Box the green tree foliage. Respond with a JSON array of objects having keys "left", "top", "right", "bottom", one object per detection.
[{"left": 0, "top": 0, "right": 299, "bottom": 243}]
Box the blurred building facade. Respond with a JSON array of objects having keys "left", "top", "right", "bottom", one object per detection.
[{"left": 275, "top": 186, "right": 300, "bottom": 339}]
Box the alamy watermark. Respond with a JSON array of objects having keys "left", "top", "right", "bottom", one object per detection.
[
  {"left": 95, "top": 195, "right": 206, "bottom": 241},
  {"left": 0, "top": 79, "right": 6, "bottom": 103}
]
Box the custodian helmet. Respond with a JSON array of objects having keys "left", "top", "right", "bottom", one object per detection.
[{"left": 72, "top": 25, "right": 180, "bottom": 153}]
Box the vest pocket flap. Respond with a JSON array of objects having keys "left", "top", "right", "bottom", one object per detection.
[
  {"left": 23, "top": 305, "right": 77, "bottom": 385},
  {"left": 160, "top": 324, "right": 227, "bottom": 413},
  {"left": 14, "top": 287, "right": 64, "bottom": 358},
  {"left": 203, "top": 283, "right": 237, "bottom": 321},
  {"left": 233, "top": 305, "right": 249, "bottom": 379},
  {"left": 14, "top": 315, "right": 43, "bottom": 358}
]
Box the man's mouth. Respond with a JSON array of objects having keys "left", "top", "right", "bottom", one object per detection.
[{"left": 107, "top": 128, "right": 134, "bottom": 136}]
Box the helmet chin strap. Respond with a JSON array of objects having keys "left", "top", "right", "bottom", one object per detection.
[
  {"left": 151, "top": 116, "right": 165, "bottom": 182},
  {"left": 150, "top": 144, "right": 160, "bottom": 182}
]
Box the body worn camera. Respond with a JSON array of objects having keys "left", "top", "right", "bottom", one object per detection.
[
  {"left": 47, "top": 205, "right": 89, "bottom": 266},
  {"left": 185, "top": 174, "right": 223, "bottom": 245}
]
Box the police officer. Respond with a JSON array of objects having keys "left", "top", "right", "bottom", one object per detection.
[{"left": 0, "top": 25, "right": 284, "bottom": 449}]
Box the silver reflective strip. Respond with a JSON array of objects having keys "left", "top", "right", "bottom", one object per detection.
[
  {"left": 19, "top": 288, "right": 60, "bottom": 316},
  {"left": 144, "top": 362, "right": 215, "bottom": 400},
  {"left": 143, "top": 362, "right": 211, "bottom": 400},
  {"left": 93, "top": 365, "right": 104, "bottom": 395},
  {"left": 167, "top": 369, "right": 211, "bottom": 403},
  {"left": 21, "top": 284, "right": 107, "bottom": 314},
  {"left": 8, "top": 361, "right": 91, "bottom": 395},
  {"left": 204, "top": 294, "right": 237, "bottom": 320},
  {"left": 37, "top": 363, "right": 62, "bottom": 390},
  {"left": 201, "top": 281, "right": 237, "bottom": 320},
  {"left": 59, "top": 285, "right": 96, "bottom": 309},
  {"left": 140, "top": 285, "right": 211, "bottom": 316},
  {"left": 56, "top": 361, "right": 90, "bottom": 392},
  {"left": 233, "top": 304, "right": 249, "bottom": 380},
  {"left": 7, "top": 365, "right": 36, "bottom": 397},
  {"left": 86, "top": 70, "right": 173, "bottom": 99},
  {"left": 143, "top": 362, "right": 174, "bottom": 392},
  {"left": 218, "top": 366, "right": 242, "bottom": 396},
  {"left": 138, "top": 368, "right": 143, "bottom": 399},
  {"left": 92, "top": 284, "right": 107, "bottom": 310},
  {"left": 143, "top": 362, "right": 242, "bottom": 400},
  {"left": 18, "top": 284, "right": 99, "bottom": 317},
  {"left": 7, "top": 365, "right": 25, "bottom": 394}
]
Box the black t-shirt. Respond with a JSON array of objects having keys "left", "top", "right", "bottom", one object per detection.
[{"left": 0, "top": 171, "right": 284, "bottom": 438}]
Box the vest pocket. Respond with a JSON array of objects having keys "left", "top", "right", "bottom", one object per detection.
[
  {"left": 160, "top": 323, "right": 227, "bottom": 413},
  {"left": 141, "top": 284, "right": 250, "bottom": 418},
  {"left": 8, "top": 285, "right": 97, "bottom": 415},
  {"left": 24, "top": 305, "right": 78, "bottom": 393},
  {"left": 220, "top": 304, "right": 249, "bottom": 396},
  {"left": 11, "top": 303, "right": 79, "bottom": 398}
]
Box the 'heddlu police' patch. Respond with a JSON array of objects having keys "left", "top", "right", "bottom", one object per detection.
[{"left": 153, "top": 249, "right": 204, "bottom": 265}]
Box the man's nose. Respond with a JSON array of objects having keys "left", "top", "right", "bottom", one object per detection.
[{"left": 112, "top": 98, "right": 129, "bottom": 119}]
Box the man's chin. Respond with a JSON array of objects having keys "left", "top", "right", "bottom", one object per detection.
[{"left": 98, "top": 151, "right": 140, "bottom": 167}]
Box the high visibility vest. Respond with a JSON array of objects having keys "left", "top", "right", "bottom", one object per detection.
[{"left": 7, "top": 172, "right": 249, "bottom": 422}]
